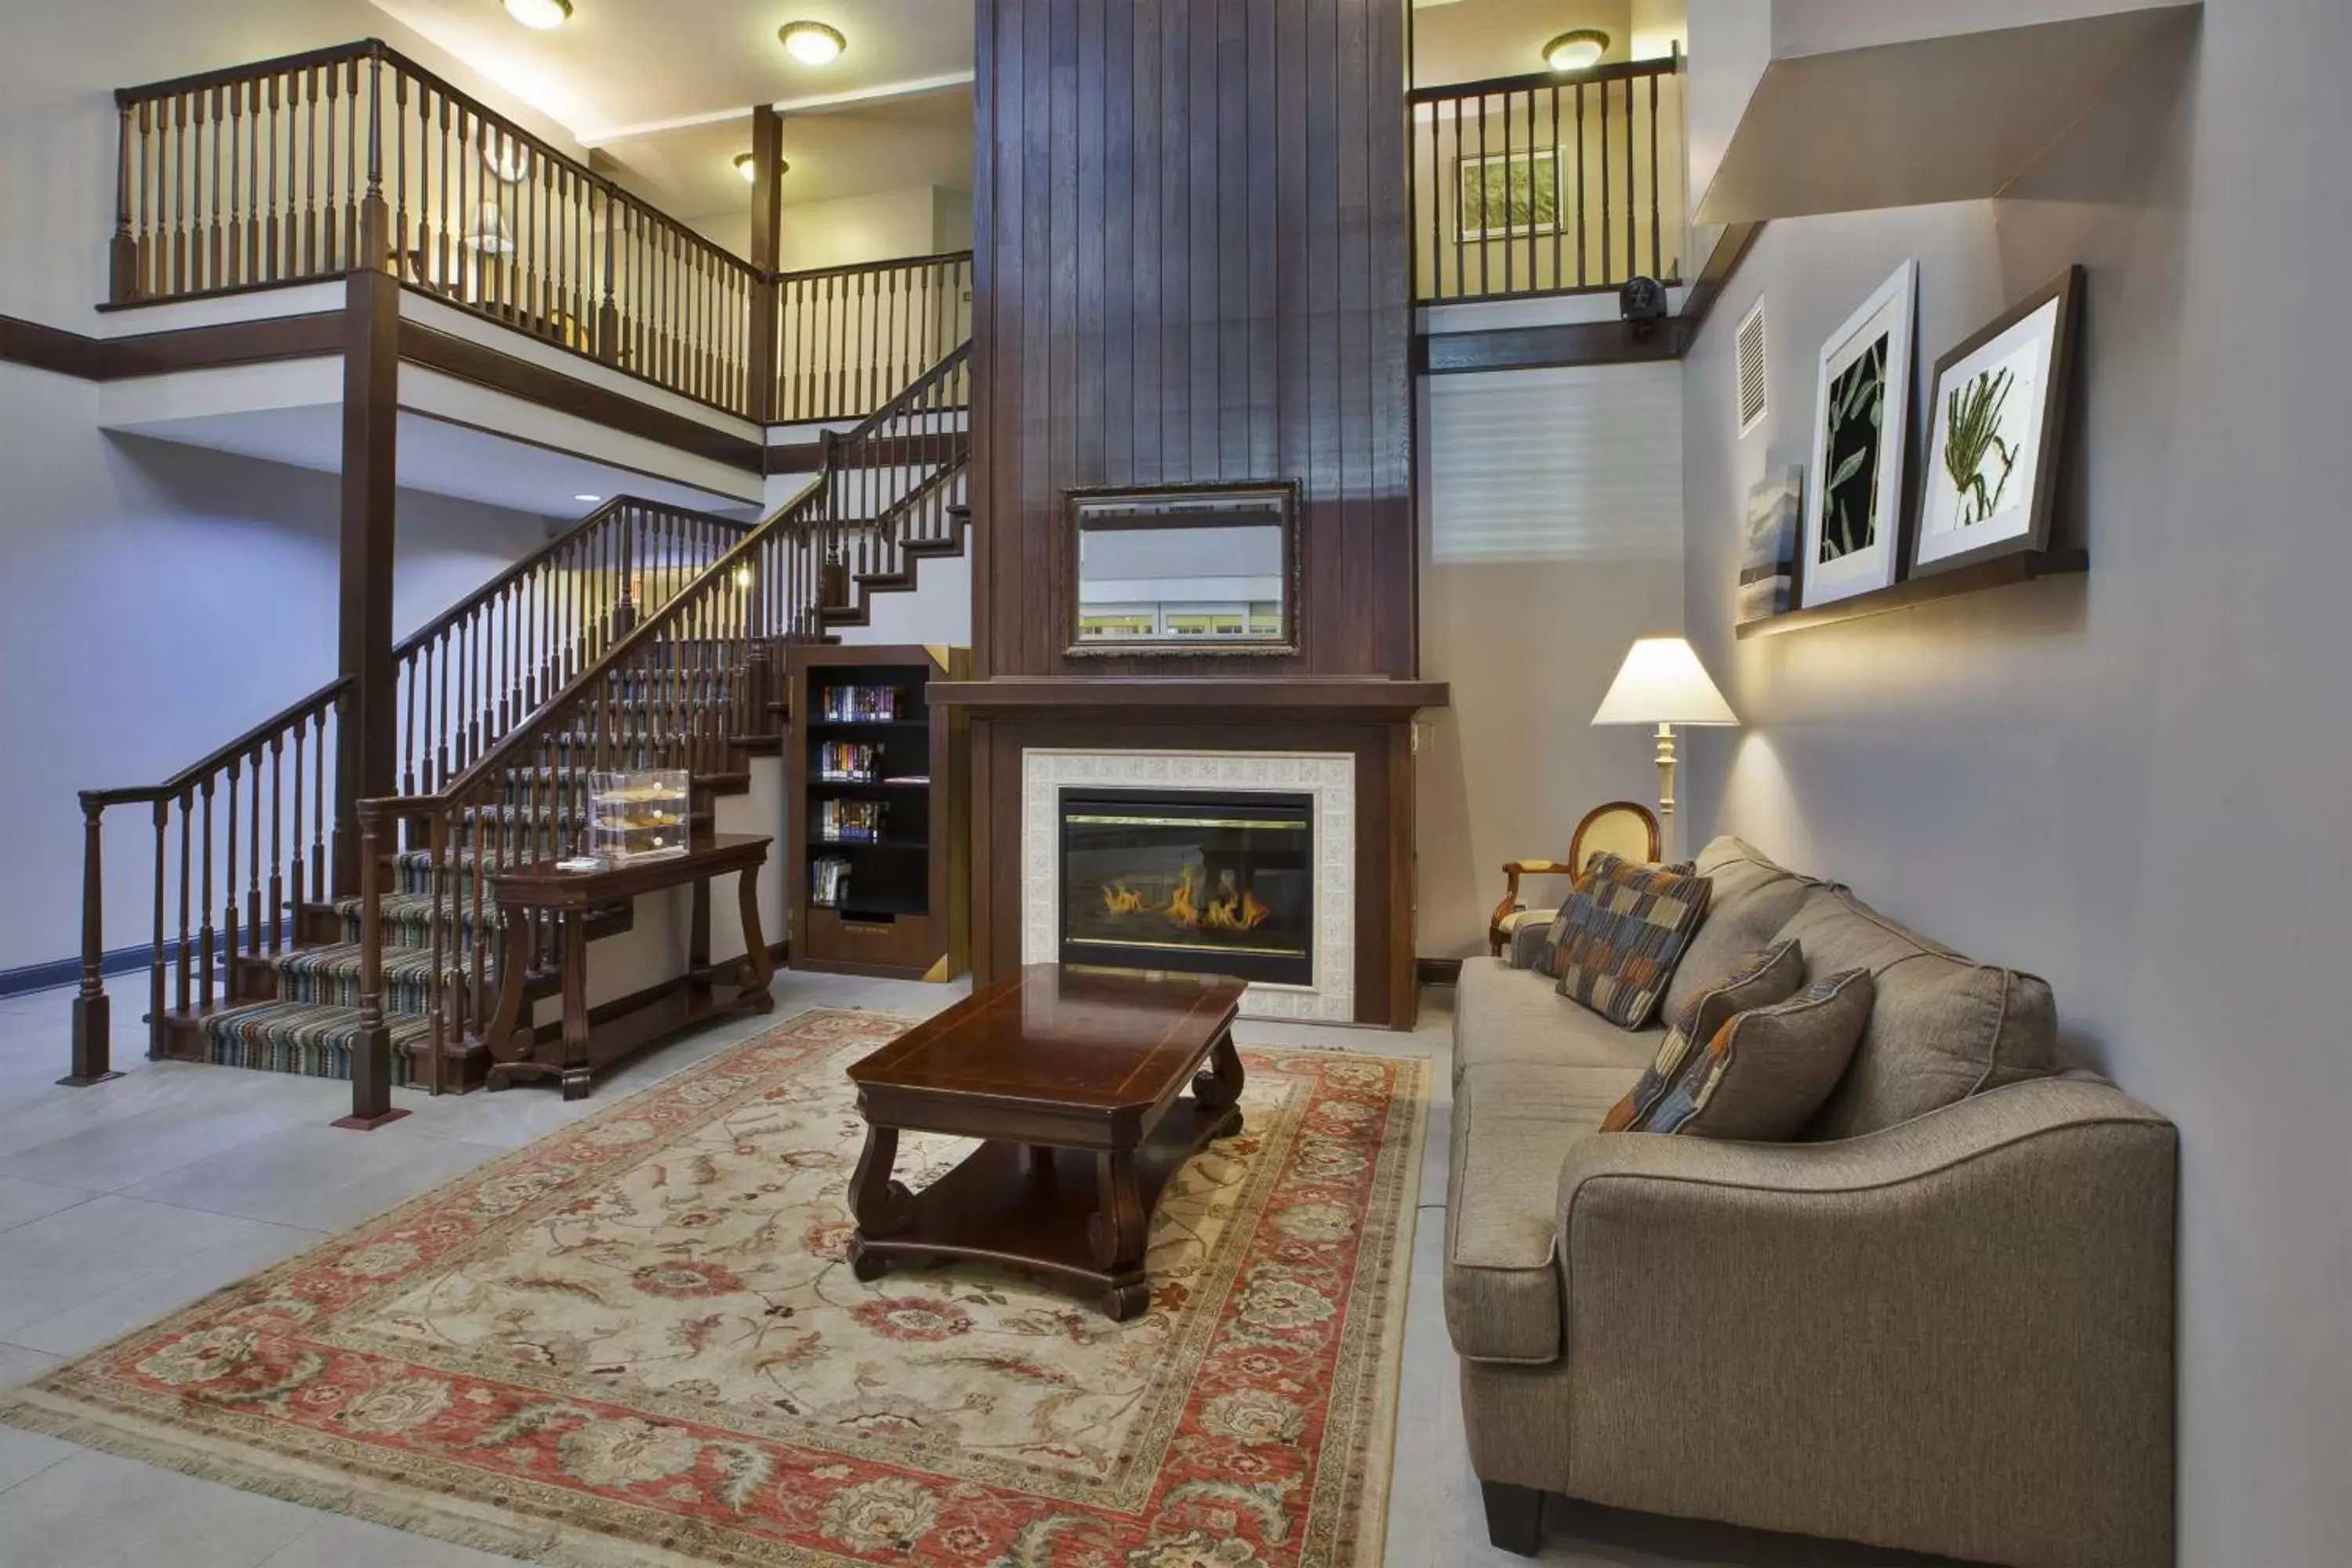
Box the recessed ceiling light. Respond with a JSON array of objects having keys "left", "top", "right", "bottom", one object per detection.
[
  {"left": 504, "top": 0, "right": 573, "bottom": 31},
  {"left": 574, "top": 493, "right": 603, "bottom": 503},
  {"left": 778, "top": 20, "right": 846, "bottom": 66},
  {"left": 1543, "top": 28, "right": 1610, "bottom": 72}
]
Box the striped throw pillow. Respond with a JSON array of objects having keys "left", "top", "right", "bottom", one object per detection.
[{"left": 1551, "top": 858, "right": 1715, "bottom": 1029}]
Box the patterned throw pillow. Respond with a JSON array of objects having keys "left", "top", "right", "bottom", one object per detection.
[
  {"left": 1534, "top": 852, "right": 1693, "bottom": 978},
  {"left": 1602, "top": 938, "right": 1805, "bottom": 1132},
  {"left": 1550, "top": 859, "right": 1715, "bottom": 1029},
  {"left": 1647, "top": 967, "right": 1876, "bottom": 1139}
]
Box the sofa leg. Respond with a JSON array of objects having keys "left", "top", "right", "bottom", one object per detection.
[{"left": 1479, "top": 1480, "right": 1544, "bottom": 1555}]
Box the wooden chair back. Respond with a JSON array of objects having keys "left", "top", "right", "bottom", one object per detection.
[{"left": 1569, "top": 800, "right": 1661, "bottom": 873}]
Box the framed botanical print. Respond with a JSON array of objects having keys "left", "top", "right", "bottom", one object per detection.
[
  {"left": 1913, "top": 265, "right": 2083, "bottom": 576},
  {"left": 1801, "top": 260, "right": 1918, "bottom": 608},
  {"left": 1455, "top": 148, "right": 1559, "bottom": 242}
]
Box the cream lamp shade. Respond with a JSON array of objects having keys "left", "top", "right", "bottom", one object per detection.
[
  {"left": 1591, "top": 637, "right": 1738, "bottom": 727},
  {"left": 1591, "top": 637, "right": 1737, "bottom": 862}
]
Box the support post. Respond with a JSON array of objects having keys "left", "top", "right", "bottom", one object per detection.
[
  {"left": 746, "top": 103, "right": 786, "bottom": 424},
  {"left": 64, "top": 794, "right": 122, "bottom": 1087},
  {"left": 333, "top": 267, "right": 401, "bottom": 895},
  {"left": 336, "top": 798, "right": 410, "bottom": 1130}
]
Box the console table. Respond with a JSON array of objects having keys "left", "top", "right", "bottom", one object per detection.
[{"left": 483, "top": 833, "right": 775, "bottom": 1099}]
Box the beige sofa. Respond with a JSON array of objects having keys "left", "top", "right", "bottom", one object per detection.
[{"left": 1446, "top": 837, "right": 2176, "bottom": 1568}]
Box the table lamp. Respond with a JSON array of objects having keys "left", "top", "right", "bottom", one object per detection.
[{"left": 1592, "top": 637, "right": 1739, "bottom": 863}]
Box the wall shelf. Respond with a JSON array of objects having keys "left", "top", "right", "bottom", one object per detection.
[
  {"left": 1695, "top": 4, "right": 2198, "bottom": 225},
  {"left": 1737, "top": 550, "right": 2087, "bottom": 639}
]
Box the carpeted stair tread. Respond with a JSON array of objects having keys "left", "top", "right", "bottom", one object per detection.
[{"left": 201, "top": 1001, "right": 429, "bottom": 1085}]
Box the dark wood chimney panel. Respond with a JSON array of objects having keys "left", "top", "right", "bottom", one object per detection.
[{"left": 973, "top": 0, "right": 1416, "bottom": 679}]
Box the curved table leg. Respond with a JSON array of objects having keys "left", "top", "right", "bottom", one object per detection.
[
  {"left": 736, "top": 866, "right": 775, "bottom": 1013},
  {"left": 1192, "top": 1029, "right": 1246, "bottom": 1137},
  {"left": 1089, "top": 1149, "right": 1150, "bottom": 1321},
  {"left": 846, "top": 1123, "right": 914, "bottom": 1280}
]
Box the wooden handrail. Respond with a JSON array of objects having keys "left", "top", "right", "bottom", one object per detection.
[
  {"left": 81, "top": 680, "right": 350, "bottom": 809},
  {"left": 1406, "top": 54, "right": 1680, "bottom": 105},
  {"left": 769, "top": 248, "right": 975, "bottom": 286},
  {"left": 114, "top": 39, "right": 383, "bottom": 107}
]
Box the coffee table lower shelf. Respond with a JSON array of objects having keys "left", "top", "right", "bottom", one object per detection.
[{"left": 847, "top": 1092, "right": 1243, "bottom": 1323}]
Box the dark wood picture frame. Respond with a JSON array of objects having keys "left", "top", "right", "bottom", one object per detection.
[
  {"left": 1911, "top": 264, "right": 2084, "bottom": 579},
  {"left": 1061, "top": 479, "right": 1304, "bottom": 659}
]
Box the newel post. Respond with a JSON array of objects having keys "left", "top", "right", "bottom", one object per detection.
[
  {"left": 109, "top": 100, "right": 140, "bottom": 303},
  {"left": 358, "top": 48, "right": 390, "bottom": 275},
  {"left": 64, "top": 794, "right": 122, "bottom": 1087},
  {"left": 336, "top": 798, "right": 411, "bottom": 1130}
]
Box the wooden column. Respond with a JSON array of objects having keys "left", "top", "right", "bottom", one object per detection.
[
  {"left": 333, "top": 265, "right": 400, "bottom": 895},
  {"left": 746, "top": 103, "right": 786, "bottom": 423}
]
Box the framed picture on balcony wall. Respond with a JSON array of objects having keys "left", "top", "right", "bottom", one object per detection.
[
  {"left": 1800, "top": 260, "right": 1918, "bottom": 608},
  {"left": 1455, "top": 148, "right": 1559, "bottom": 241},
  {"left": 1912, "top": 265, "right": 2084, "bottom": 577}
]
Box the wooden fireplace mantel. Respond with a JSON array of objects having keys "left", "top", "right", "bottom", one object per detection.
[{"left": 931, "top": 677, "right": 1449, "bottom": 718}]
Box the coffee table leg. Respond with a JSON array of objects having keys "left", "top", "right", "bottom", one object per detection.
[
  {"left": 847, "top": 1123, "right": 914, "bottom": 1281},
  {"left": 1089, "top": 1149, "right": 1150, "bottom": 1321},
  {"left": 1192, "top": 1029, "right": 1247, "bottom": 1137}
]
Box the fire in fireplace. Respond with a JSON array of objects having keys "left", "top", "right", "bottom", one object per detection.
[{"left": 1060, "top": 788, "right": 1313, "bottom": 985}]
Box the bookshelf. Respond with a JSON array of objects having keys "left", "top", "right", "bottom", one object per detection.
[{"left": 786, "top": 644, "right": 970, "bottom": 981}]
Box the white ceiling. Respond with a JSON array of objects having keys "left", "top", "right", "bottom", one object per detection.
[
  {"left": 109, "top": 405, "right": 757, "bottom": 523},
  {"left": 1413, "top": 0, "right": 1686, "bottom": 88},
  {"left": 370, "top": 0, "right": 975, "bottom": 140},
  {"left": 601, "top": 88, "right": 975, "bottom": 228}
]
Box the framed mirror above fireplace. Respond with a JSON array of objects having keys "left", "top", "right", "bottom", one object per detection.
[{"left": 1064, "top": 480, "right": 1300, "bottom": 655}]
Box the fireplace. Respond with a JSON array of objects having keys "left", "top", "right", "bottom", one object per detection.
[{"left": 1060, "top": 787, "right": 1315, "bottom": 985}]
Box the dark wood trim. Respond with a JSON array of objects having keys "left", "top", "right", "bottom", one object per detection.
[
  {"left": 931, "top": 677, "right": 1448, "bottom": 717},
  {"left": 1419, "top": 320, "right": 1678, "bottom": 374},
  {"left": 336, "top": 270, "right": 401, "bottom": 894},
  {"left": 397, "top": 320, "right": 766, "bottom": 475},
  {"left": 0, "top": 309, "right": 343, "bottom": 382},
  {"left": 1416, "top": 956, "right": 1465, "bottom": 988},
  {"left": 524, "top": 940, "right": 790, "bottom": 1048},
  {"left": 1737, "top": 548, "right": 2088, "bottom": 639},
  {"left": 1672, "top": 220, "right": 1766, "bottom": 350},
  {"left": 766, "top": 439, "right": 826, "bottom": 475},
  {"left": 1406, "top": 56, "right": 1680, "bottom": 104}
]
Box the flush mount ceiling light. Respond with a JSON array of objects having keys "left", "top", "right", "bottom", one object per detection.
[
  {"left": 777, "top": 20, "right": 846, "bottom": 66},
  {"left": 503, "top": 0, "right": 573, "bottom": 31},
  {"left": 574, "top": 493, "right": 603, "bottom": 503},
  {"left": 735, "top": 152, "right": 791, "bottom": 183},
  {"left": 1543, "top": 28, "right": 1610, "bottom": 71}
]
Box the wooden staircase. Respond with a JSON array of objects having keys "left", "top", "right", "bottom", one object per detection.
[{"left": 67, "top": 342, "right": 975, "bottom": 1112}]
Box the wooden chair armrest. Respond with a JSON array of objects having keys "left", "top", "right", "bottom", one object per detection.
[
  {"left": 1501, "top": 859, "right": 1570, "bottom": 876},
  {"left": 1487, "top": 860, "right": 1574, "bottom": 955}
]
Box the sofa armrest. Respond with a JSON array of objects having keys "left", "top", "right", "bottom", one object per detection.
[
  {"left": 1486, "top": 860, "right": 1573, "bottom": 955},
  {"left": 1549, "top": 1076, "right": 2176, "bottom": 1568}
]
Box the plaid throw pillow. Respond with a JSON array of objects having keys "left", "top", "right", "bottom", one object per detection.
[
  {"left": 1535, "top": 852, "right": 1693, "bottom": 978},
  {"left": 1602, "top": 938, "right": 1805, "bottom": 1132},
  {"left": 1648, "top": 967, "right": 1875, "bottom": 1138},
  {"left": 1550, "top": 858, "right": 1715, "bottom": 1029}
]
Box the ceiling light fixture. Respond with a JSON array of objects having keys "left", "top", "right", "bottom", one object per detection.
[
  {"left": 503, "top": 0, "right": 573, "bottom": 31},
  {"left": 777, "top": 20, "right": 847, "bottom": 66},
  {"left": 735, "top": 152, "right": 790, "bottom": 183},
  {"left": 1543, "top": 28, "right": 1610, "bottom": 72},
  {"left": 574, "top": 494, "right": 603, "bottom": 503},
  {"left": 484, "top": 134, "right": 533, "bottom": 184}
]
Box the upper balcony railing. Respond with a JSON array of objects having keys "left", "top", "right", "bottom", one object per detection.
[
  {"left": 1410, "top": 53, "right": 1686, "bottom": 306},
  {"left": 108, "top": 40, "right": 972, "bottom": 426}
]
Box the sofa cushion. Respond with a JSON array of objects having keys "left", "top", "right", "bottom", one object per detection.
[
  {"left": 1453, "top": 959, "right": 1664, "bottom": 1088},
  {"left": 1648, "top": 967, "right": 1874, "bottom": 1138},
  {"left": 1550, "top": 859, "right": 1713, "bottom": 1029},
  {"left": 1444, "top": 1061, "right": 1636, "bottom": 1364},
  {"left": 1662, "top": 837, "right": 1826, "bottom": 1022},
  {"left": 1779, "top": 887, "right": 2059, "bottom": 1139},
  {"left": 1605, "top": 937, "right": 1806, "bottom": 1132}
]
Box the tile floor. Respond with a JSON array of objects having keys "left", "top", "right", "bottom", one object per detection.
[{"left": 0, "top": 975, "right": 1944, "bottom": 1566}]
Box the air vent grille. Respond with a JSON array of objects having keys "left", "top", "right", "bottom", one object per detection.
[{"left": 1735, "top": 301, "right": 1767, "bottom": 437}]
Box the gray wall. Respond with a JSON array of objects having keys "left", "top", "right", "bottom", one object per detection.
[
  {"left": 0, "top": 379, "right": 550, "bottom": 971},
  {"left": 1679, "top": 7, "right": 2351, "bottom": 1562}
]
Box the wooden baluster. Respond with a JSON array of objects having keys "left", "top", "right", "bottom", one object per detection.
[
  {"left": 1622, "top": 76, "right": 1637, "bottom": 282},
  {"left": 176, "top": 789, "right": 194, "bottom": 1015},
  {"left": 64, "top": 797, "right": 118, "bottom": 1085},
  {"left": 149, "top": 801, "right": 169, "bottom": 1060},
  {"left": 198, "top": 776, "right": 216, "bottom": 1009},
  {"left": 1598, "top": 75, "right": 1612, "bottom": 285},
  {"left": 245, "top": 743, "right": 264, "bottom": 957},
  {"left": 268, "top": 735, "right": 285, "bottom": 956},
  {"left": 111, "top": 102, "right": 137, "bottom": 301},
  {"left": 169, "top": 92, "right": 187, "bottom": 294},
  {"left": 1574, "top": 82, "right": 1588, "bottom": 288},
  {"left": 222, "top": 758, "right": 242, "bottom": 975},
  {"left": 312, "top": 705, "right": 329, "bottom": 905},
  {"left": 1649, "top": 66, "right": 1664, "bottom": 278}
]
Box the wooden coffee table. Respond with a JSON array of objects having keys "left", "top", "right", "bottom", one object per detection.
[{"left": 844, "top": 963, "right": 1248, "bottom": 1321}]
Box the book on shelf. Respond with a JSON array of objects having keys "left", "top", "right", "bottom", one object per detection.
[
  {"left": 811, "top": 855, "right": 852, "bottom": 909},
  {"left": 815, "top": 798, "right": 885, "bottom": 844},
  {"left": 815, "top": 741, "right": 879, "bottom": 782},
  {"left": 818, "top": 684, "right": 902, "bottom": 723}
]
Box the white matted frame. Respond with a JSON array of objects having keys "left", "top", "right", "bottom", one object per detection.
[
  {"left": 1801, "top": 260, "right": 1917, "bottom": 607},
  {"left": 1915, "top": 265, "right": 2082, "bottom": 576},
  {"left": 1020, "top": 748, "right": 1356, "bottom": 1024}
]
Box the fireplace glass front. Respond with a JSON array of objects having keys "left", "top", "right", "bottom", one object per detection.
[{"left": 1060, "top": 788, "right": 1313, "bottom": 986}]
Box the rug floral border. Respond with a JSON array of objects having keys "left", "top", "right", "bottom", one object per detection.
[{"left": 0, "top": 1009, "right": 1429, "bottom": 1568}]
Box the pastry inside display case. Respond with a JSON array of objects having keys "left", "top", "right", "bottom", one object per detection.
[{"left": 587, "top": 769, "right": 691, "bottom": 865}]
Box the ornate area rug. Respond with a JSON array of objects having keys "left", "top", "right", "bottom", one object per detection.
[{"left": 2, "top": 1008, "right": 1428, "bottom": 1567}]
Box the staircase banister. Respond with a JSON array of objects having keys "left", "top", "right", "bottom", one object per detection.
[
  {"left": 79, "top": 677, "right": 351, "bottom": 809},
  {"left": 845, "top": 339, "right": 974, "bottom": 443},
  {"left": 1406, "top": 53, "right": 1680, "bottom": 106},
  {"left": 390, "top": 487, "right": 826, "bottom": 810},
  {"left": 114, "top": 38, "right": 387, "bottom": 107},
  {"left": 768, "top": 248, "right": 975, "bottom": 287},
  {"left": 390, "top": 497, "right": 753, "bottom": 658}
]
